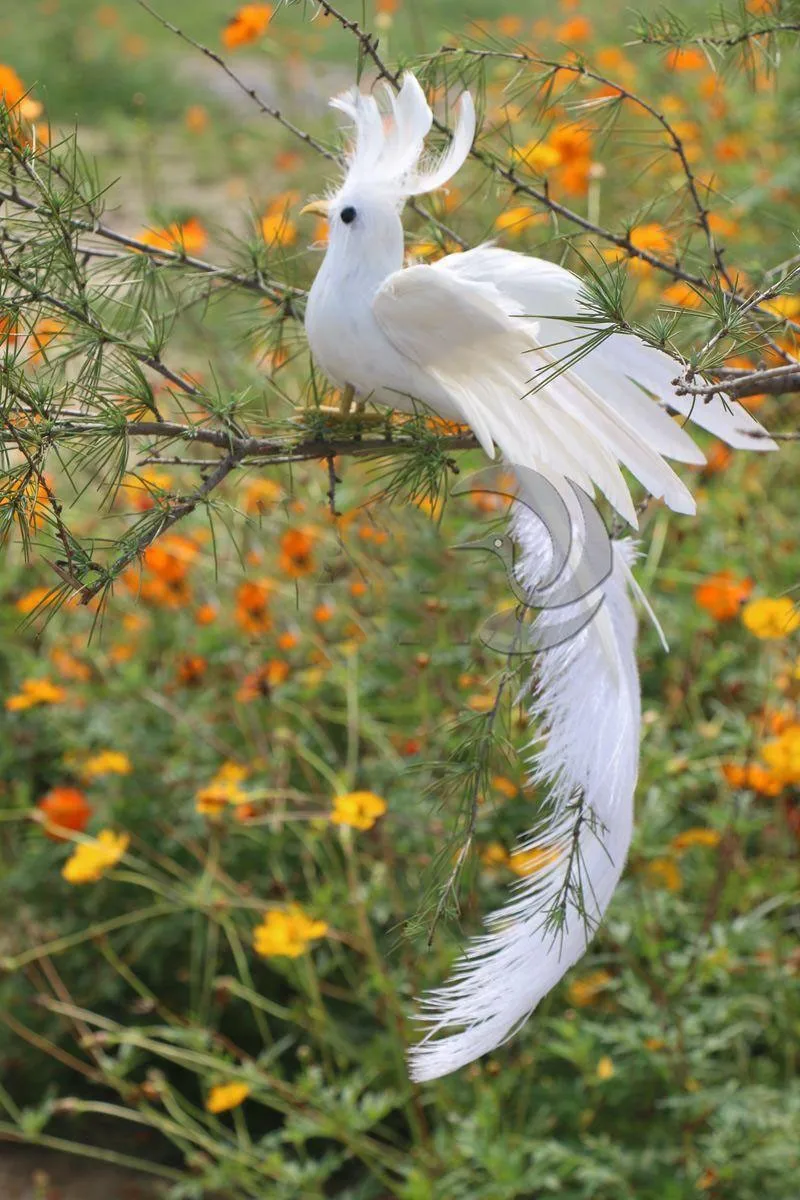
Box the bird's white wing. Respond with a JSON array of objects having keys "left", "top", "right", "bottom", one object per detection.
[
  {"left": 373, "top": 264, "right": 699, "bottom": 525},
  {"left": 436, "top": 246, "right": 777, "bottom": 453}
]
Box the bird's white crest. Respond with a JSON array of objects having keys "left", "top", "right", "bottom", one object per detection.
[{"left": 330, "top": 72, "right": 475, "bottom": 201}]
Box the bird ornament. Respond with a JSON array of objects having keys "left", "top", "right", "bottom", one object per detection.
[{"left": 300, "top": 73, "right": 776, "bottom": 1082}]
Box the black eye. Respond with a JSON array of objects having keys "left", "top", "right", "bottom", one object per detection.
[{"left": 340, "top": 206, "right": 357, "bottom": 225}]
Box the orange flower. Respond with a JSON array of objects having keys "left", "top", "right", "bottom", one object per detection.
[
  {"left": 261, "top": 200, "right": 297, "bottom": 248},
  {"left": 138, "top": 217, "right": 207, "bottom": 256},
  {"left": 714, "top": 136, "right": 746, "bottom": 163},
  {"left": 665, "top": 48, "right": 707, "bottom": 71},
  {"left": 31, "top": 318, "right": 65, "bottom": 362},
  {"left": 497, "top": 15, "right": 522, "bottom": 37},
  {"left": 556, "top": 16, "right": 592, "bottom": 42},
  {"left": 222, "top": 4, "right": 273, "bottom": 50},
  {"left": 177, "top": 655, "right": 207, "bottom": 685},
  {"left": 185, "top": 105, "right": 209, "bottom": 134},
  {"left": 596, "top": 47, "right": 636, "bottom": 82},
  {"left": 195, "top": 603, "right": 218, "bottom": 626},
  {"left": 628, "top": 223, "right": 672, "bottom": 273},
  {"left": 242, "top": 477, "right": 283, "bottom": 514},
  {"left": 0, "top": 64, "right": 42, "bottom": 121},
  {"left": 313, "top": 602, "right": 334, "bottom": 624},
  {"left": 703, "top": 442, "right": 733, "bottom": 475},
  {"left": 279, "top": 528, "right": 315, "bottom": 578},
  {"left": 15, "top": 586, "right": 53, "bottom": 616},
  {"left": 694, "top": 571, "right": 753, "bottom": 621},
  {"left": 143, "top": 534, "right": 199, "bottom": 584},
  {"left": 236, "top": 659, "right": 289, "bottom": 700},
  {"left": 124, "top": 466, "right": 172, "bottom": 512},
  {"left": 50, "top": 647, "right": 92, "bottom": 682},
  {"left": 36, "top": 787, "right": 92, "bottom": 841},
  {"left": 721, "top": 761, "right": 783, "bottom": 797},
  {"left": 662, "top": 280, "right": 702, "bottom": 309},
  {"left": 549, "top": 122, "right": 593, "bottom": 164},
  {"left": 235, "top": 579, "right": 274, "bottom": 635},
  {"left": 492, "top": 775, "right": 518, "bottom": 799}
]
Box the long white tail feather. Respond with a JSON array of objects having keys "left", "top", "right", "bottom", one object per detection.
[{"left": 409, "top": 508, "right": 641, "bottom": 1083}]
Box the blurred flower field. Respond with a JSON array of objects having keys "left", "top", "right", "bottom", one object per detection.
[{"left": 0, "top": 0, "right": 799, "bottom": 1196}]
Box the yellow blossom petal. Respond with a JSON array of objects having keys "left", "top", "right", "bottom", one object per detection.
[
  {"left": 670, "top": 827, "right": 721, "bottom": 853},
  {"left": 252, "top": 904, "right": 328, "bottom": 958},
  {"left": 83, "top": 750, "right": 132, "bottom": 778},
  {"left": 206, "top": 1081, "right": 251, "bottom": 1113},
  {"left": 62, "top": 830, "right": 129, "bottom": 885},
  {"left": 330, "top": 791, "right": 387, "bottom": 832},
  {"left": 596, "top": 1055, "right": 615, "bottom": 1081},
  {"left": 742, "top": 597, "right": 800, "bottom": 639}
]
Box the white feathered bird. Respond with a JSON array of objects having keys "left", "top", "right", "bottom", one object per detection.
[{"left": 301, "top": 73, "right": 776, "bottom": 1082}]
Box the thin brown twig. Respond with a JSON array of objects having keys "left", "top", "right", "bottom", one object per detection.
[
  {"left": 676, "top": 362, "right": 800, "bottom": 400},
  {"left": 0, "top": 186, "right": 303, "bottom": 308},
  {"left": 635, "top": 22, "right": 800, "bottom": 51}
]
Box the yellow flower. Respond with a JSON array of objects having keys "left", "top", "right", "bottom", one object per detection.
[
  {"left": 644, "top": 857, "right": 682, "bottom": 892},
  {"left": 83, "top": 750, "right": 132, "bottom": 778},
  {"left": 62, "top": 830, "right": 129, "bottom": 884},
  {"left": 480, "top": 842, "right": 510, "bottom": 868},
  {"left": 761, "top": 724, "right": 800, "bottom": 786},
  {"left": 567, "top": 969, "right": 613, "bottom": 1008},
  {"left": 492, "top": 775, "right": 518, "bottom": 799},
  {"left": 494, "top": 205, "right": 545, "bottom": 235},
  {"left": 252, "top": 904, "right": 328, "bottom": 958},
  {"left": 5, "top": 677, "right": 66, "bottom": 711},
  {"left": 205, "top": 1081, "right": 251, "bottom": 1113},
  {"left": 596, "top": 1055, "right": 615, "bottom": 1081},
  {"left": 761, "top": 295, "right": 800, "bottom": 320},
  {"left": 670, "top": 827, "right": 721, "bottom": 853},
  {"left": 195, "top": 762, "right": 250, "bottom": 815},
  {"left": 508, "top": 844, "right": 562, "bottom": 877},
  {"left": 330, "top": 791, "right": 387, "bottom": 831},
  {"left": 742, "top": 597, "right": 800, "bottom": 639},
  {"left": 511, "top": 140, "right": 562, "bottom": 173},
  {"left": 242, "top": 477, "right": 283, "bottom": 514}
]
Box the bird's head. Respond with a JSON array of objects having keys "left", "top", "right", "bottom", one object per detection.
[{"left": 301, "top": 73, "right": 475, "bottom": 277}]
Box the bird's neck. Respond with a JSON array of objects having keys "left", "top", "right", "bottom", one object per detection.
[{"left": 312, "top": 229, "right": 404, "bottom": 303}]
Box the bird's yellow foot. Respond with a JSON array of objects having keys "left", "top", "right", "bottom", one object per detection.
[{"left": 294, "top": 385, "right": 387, "bottom": 432}]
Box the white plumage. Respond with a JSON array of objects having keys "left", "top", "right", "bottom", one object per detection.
[{"left": 302, "top": 73, "right": 777, "bottom": 1081}]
